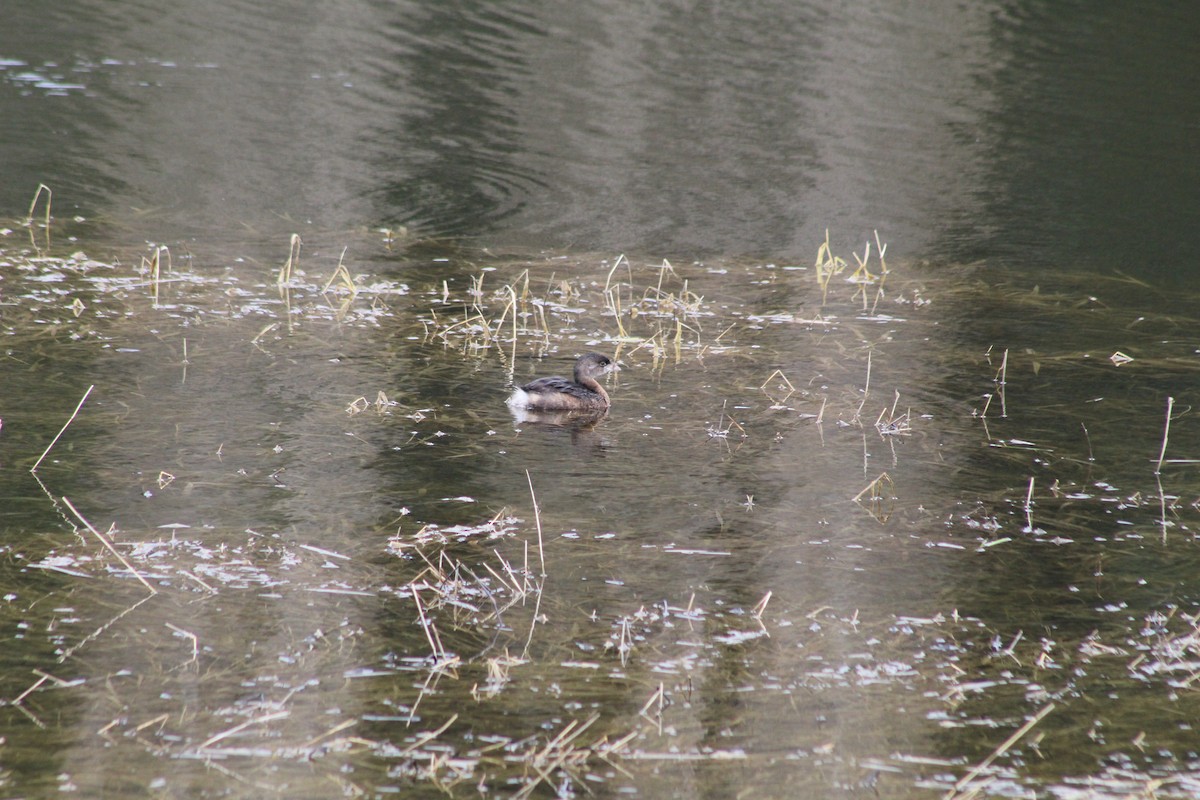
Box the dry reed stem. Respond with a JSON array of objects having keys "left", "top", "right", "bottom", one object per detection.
[
  {"left": 944, "top": 703, "right": 1055, "bottom": 799},
  {"left": 521, "top": 578, "right": 544, "bottom": 660},
  {"left": 144, "top": 246, "right": 166, "bottom": 307},
  {"left": 197, "top": 710, "right": 291, "bottom": 750},
  {"left": 61, "top": 497, "right": 158, "bottom": 595},
  {"left": 300, "top": 719, "right": 358, "bottom": 749},
  {"left": 707, "top": 400, "right": 747, "bottom": 440},
  {"left": 526, "top": 469, "right": 546, "bottom": 576},
  {"left": 485, "top": 550, "right": 525, "bottom": 599},
  {"left": 410, "top": 586, "right": 445, "bottom": 661},
  {"left": 814, "top": 228, "right": 847, "bottom": 304},
  {"left": 603, "top": 254, "right": 631, "bottom": 303},
  {"left": 26, "top": 182, "right": 52, "bottom": 229},
  {"left": 507, "top": 284, "right": 518, "bottom": 363},
  {"left": 164, "top": 622, "right": 199, "bottom": 666},
  {"left": 653, "top": 258, "right": 677, "bottom": 297},
  {"left": 853, "top": 472, "right": 893, "bottom": 505},
  {"left": 13, "top": 673, "right": 51, "bottom": 705},
  {"left": 639, "top": 683, "right": 666, "bottom": 720},
  {"left": 996, "top": 349, "right": 1009, "bottom": 418},
  {"left": 512, "top": 713, "right": 601, "bottom": 799},
  {"left": 57, "top": 594, "right": 155, "bottom": 663},
  {"left": 1023, "top": 476, "right": 1036, "bottom": 533},
  {"left": 1156, "top": 473, "right": 1170, "bottom": 544},
  {"left": 25, "top": 183, "right": 52, "bottom": 249},
  {"left": 398, "top": 714, "right": 459, "bottom": 756},
  {"left": 751, "top": 591, "right": 772, "bottom": 620},
  {"left": 1156, "top": 396, "right": 1175, "bottom": 474},
  {"left": 979, "top": 392, "right": 994, "bottom": 418},
  {"left": 855, "top": 351, "right": 873, "bottom": 420},
  {"left": 31, "top": 384, "right": 94, "bottom": 473},
  {"left": 134, "top": 714, "right": 170, "bottom": 734},
  {"left": 321, "top": 246, "right": 357, "bottom": 297},
  {"left": 278, "top": 234, "right": 302, "bottom": 287},
  {"left": 850, "top": 240, "right": 875, "bottom": 288},
  {"left": 979, "top": 348, "right": 1008, "bottom": 419},
  {"left": 759, "top": 369, "right": 795, "bottom": 393},
  {"left": 1081, "top": 422, "right": 1095, "bottom": 461}
]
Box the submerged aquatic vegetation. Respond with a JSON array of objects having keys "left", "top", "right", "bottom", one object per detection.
[{"left": 7, "top": 218, "right": 1200, "bottom": 797}]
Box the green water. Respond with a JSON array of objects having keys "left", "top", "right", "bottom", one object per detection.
[{"left": 2, "top": 229, "right": 1199, "bottom": 798}]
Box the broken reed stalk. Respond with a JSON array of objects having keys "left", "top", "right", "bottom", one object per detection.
[
  {"left": 26, "top": 183, "right": 52, "bottom": 229},
  {"left": 759, "top": 369, "right": 795, "bottom": 393},
  {"left": 469, "top": 272, "right": 486, "bottom": 318},
  {"left": 165, "top": 622, "right": 200, "bottom": 666},
  {"left": 526, "top": 469, "right": 546, "bottom": 577},
  {"left": 61, "top": 496, "right": 158, "bottom": 595},
  {"left": 603, "top": 255, "right": 633, "bottom": 340},
  {"left": 850, "top": 242, "right": 875, "bottom": 311},
  {"left": 639, "top": 683, "right": 667, "bottom": 718},
  {"left": 320, "top": 246, "right": 357, "bottom": 297},
  {"left": 751, "top": 591, "right": 772, "bottom": 620},
  {"left": 278, "top": 233, "right": 302, "bottom": 287},
  {"left": 1155, "top": 396, "right": 1174, "bottom": 475},
  {"left": 654, "top": 258, "right": 676, "bottom": 298},
  {"left": 31, "top": 384, "right": 94, "bottom": 473},
  {"left": 866, "top": 231, "right": 890, "bottom": 315},
  {"left": 603, "top": 254, "right": 630, "bottom": 301},
  {"left": 853, "top": 472, "right": 893, "bottom": 505},
  {"left": 945, "top": 703, "right": 1056, "bottom": 799},
  {"left": 26, "top": 183, "right": 53, "bottom": 249},
  {"left": 814, "top": 228, "right": 846, "bottom": 305}
]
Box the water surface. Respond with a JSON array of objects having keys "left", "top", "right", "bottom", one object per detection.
[
  {"left": 2, "top": 1, "right": 1200, "bottom": 798},
  {"left": 1, "top": 2, "right": 1196, "bottom": 273}
]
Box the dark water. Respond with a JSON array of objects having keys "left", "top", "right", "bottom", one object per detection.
[{"left": 4, "top": 2, "right": 1200, "bottom": 799}]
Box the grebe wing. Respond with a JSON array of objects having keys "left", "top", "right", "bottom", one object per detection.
[{"left": 519, "top": 375, "right": 574, "bottom": 393}]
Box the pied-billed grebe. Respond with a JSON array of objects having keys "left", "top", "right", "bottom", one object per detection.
[{"left": 507, "top": 352, "right": 619, "bottom": 411}]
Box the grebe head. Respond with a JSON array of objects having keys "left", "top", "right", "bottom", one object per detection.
[{"left": 574, "top": 352, "right": 619, "bottom": 381}]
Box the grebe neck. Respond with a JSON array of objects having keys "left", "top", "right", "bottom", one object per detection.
[{"left": 579, "top": 376, "right": 609, "bottom": 403}]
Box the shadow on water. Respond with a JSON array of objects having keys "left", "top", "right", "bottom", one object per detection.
[{"left": 2, "top": 222, "right": 1200, "bottom": 797}]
